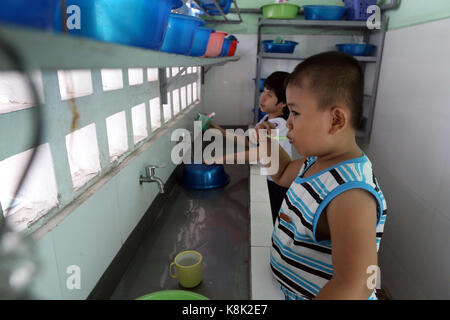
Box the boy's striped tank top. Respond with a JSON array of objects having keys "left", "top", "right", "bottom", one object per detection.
[{"left": 270, "top": 152, "right": 387, "bottom": 300}]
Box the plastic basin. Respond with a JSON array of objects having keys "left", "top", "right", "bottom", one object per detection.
[
  {"left": 252, "top": 78, "right": 266, "bottom": 92},
  {"left": 161, "top": 13, "right": 205, "bottom": 55},
  {"left": 0, "top": 0, "right": 59, "bottom": 30},
  {"left": 182, "top": 164, "right": 230, "bottom": 190},
  {"left": 137, "top": 290, "right": 209, "bottom": 300},
  {"left": 219, "top": 38, "right": 232, "bottom": 57},
  {"left": 195, "top": 0, "right": 233, "bottom": 15},
  {"left": 262, "top": 40, "right": 298, "bottom": 54},
  {"left": 336, "top": 43, "right": 376, "bottom": 56},
  {"left": 227, "top": 40, "right": 238, "bottom": 56},
  {"left": 190, "top": 27, "right": 215, "bottom": 57},
  {"left": 53, "top": 0, "right": 183, "bottom": 49},
  {"left": 204, "top": 31, "right": 228, "bottom": 57},
  {"left": 261, "top": 3, "right": 300, "bottom": 20},
  {"left": 303, "top": 5, "right": 347, "bottom": 20}
]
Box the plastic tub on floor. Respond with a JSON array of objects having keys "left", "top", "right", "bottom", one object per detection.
[
  {"left": 161, "top": 13, "right": 205, "bottom": 55},
  {"left": 53, "top": 0, "right": 183, "bottom": 50},
  {"left": 204, "top": 31, "right": 228, "bottom": 57}
]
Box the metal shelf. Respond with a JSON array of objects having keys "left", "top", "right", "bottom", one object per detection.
[
  {"left": 260, "top": 19, "right": 370, "bottom": 30},
  {"left": 191, "top": 0, "right": 243, "bottom": 24},
  {"left": 261, "top": 53, "right": 377, "bottom": 62},
  {"left": 254, "top": 16, "right": 389, "bottom": 144},
  {"left": 0, "top": 24, "right": 239, "bottom": 70}
]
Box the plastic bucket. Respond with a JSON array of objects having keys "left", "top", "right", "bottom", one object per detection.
[
  {"left": 190, "top": 27, "right": 215, "bottom": 57},
  {"left": 161, "top": 13, "right": 205, "bottom": 55},
  {"left": 53, "top": 0, "right": 183, "bottom": 49},
  {"left": 137, "top": 290, "right": 209, "bottom": 300},
  {"left": 204, "top": 31, "right": 228, "bottom": 57},
  {"left": 303, "top": 5, "right": 347, "bottom": 20},
  {"left": 261, "top": 3, "right": 299, "bottom": 20},
  {"left": 0, "top": 0, "right": 59, "bottom": 30}
]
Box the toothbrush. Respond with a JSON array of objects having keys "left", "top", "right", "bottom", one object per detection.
[{"left": 266, "top": 133, "right": 287, "bottom": 140}]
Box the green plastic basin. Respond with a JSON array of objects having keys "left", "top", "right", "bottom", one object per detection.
[
  {"left": 261, "top": 3, "right": 300, "bottom": 20},
  {"left": 136, "top": 290, "right": 210, "bottom": 300}
]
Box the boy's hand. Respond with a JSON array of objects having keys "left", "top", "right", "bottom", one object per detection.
[{"left": 250, "top": 121, "right": 276, "bottom": 145}]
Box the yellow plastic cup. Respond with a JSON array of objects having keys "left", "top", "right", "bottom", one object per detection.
[{"left": 169, "top": 250, "right": 203, "bottom": 288}]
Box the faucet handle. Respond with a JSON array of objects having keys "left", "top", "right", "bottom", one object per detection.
[{"left": 145, "top": 164, "right": 166, "bottom": 176}]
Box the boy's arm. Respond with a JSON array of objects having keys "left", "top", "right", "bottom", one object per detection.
[
  {"left": 256, "top": 122, "right": 304, "bottom": 188},
  {"left": 314, "top": 189, "right": 378, "bottom": 300},
  {"left": 210, "top": 121, "right": 250, "bottom": 148}
]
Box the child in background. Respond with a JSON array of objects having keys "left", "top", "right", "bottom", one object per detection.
[
  {"left": 209, "top": 71, "right": 293, "bottom": 224},
  {"left": 258, "top": 52, "right": 387, "bottom": 300}
]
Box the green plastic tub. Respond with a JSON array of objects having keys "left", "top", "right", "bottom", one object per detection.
[
  {"left": 137, "top": 290, "right": 210, "bottom": 300},
  {"left": 261, "top": 3, "right": 300, "bottom": 20}
]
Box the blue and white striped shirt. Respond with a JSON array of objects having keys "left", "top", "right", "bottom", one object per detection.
[{"left": 270, "top": 152, "right": 387, "bottom": 300}]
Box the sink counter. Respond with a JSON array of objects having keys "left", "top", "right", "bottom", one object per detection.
[{"left": 111, "top": 164, "right": 251, "bottom": 300}]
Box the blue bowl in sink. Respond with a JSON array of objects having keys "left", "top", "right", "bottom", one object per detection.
[{"left": 182, "top": 164, "right": 230, "bottom": 190}]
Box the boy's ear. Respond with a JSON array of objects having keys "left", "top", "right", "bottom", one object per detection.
[
  {"left": 276, "top": 101, "right": 287, "bottom": 110},
  {"left": 329, "top": 106, "right": 347, "bottom": 134}
]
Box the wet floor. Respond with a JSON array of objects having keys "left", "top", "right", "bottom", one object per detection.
[{"left": 110, "top": 164, "right": 250, "bottom": 300}]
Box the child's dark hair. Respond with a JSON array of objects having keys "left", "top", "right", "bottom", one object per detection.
[
  {"left": 285, "top": 51, "right": 364, "bottom": 129},
  {"left": 264, "top": 71, "right": 290, "bottom": 120}
]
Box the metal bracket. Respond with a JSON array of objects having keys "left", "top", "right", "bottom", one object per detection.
[
  {"left": 199, "top": 0, "right": 243, "bottom": 24},
  {"left": 159, "top": 67, "right": 189, "bottom": 104},
  {"left": 380, "top": 0, "right": 401, "bottom": 11}
]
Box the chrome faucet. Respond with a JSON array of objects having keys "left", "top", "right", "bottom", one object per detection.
[{"left": 139, "top": 165, "right": 165, "bottom": 194}]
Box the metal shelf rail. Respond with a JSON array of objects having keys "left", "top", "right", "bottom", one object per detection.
[
  {"left": 254, "top": 16, "right": 389, "bottom": 144},
  {"left": 190, "top": 0, "right": 243, "bottom": 24}
]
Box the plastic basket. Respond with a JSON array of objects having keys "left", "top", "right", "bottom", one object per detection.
[{"left": 343, "top": 0, "right": 377, "bottom": 21}]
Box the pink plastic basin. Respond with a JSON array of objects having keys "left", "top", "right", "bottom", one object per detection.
[{"left": 204, "top": 31, "right": 228, "bottom": 57}]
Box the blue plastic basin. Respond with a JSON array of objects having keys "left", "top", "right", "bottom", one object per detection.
[
  {"left": 195, "top": 0, "right": 233, "bottom": 15},
  {"left": 252, "top": 78, "right": 267, "bottom": 92},
  {"left": 219, "top": 38, "right": 232, "bottom": 57},
  {"left": 263, "top": 40, "right": 298, "bottom": 54},
  {"left": 182, "top": 164, "right": 230, "bottom": 190},
  {"left": 303, "top": 5, "right": 347, "bottom": 20},
  {"left": 0, "top": 0, "right": 59, "bottom": 30},
  {"left": 53, "top": 0, "right": 182, "bottom": 49},
  {"left": 161, "top": 13, "right": 205, "bottom": 55},
  {"left": 190, "top": 27, "right": 215, "bottom": 57},
  {"left": 336, "top": 43, "right": 376, "bottom": 56}
]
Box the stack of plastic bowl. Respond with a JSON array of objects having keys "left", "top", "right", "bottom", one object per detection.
[
  {"left": 0, "top": 0, "right": 59, "bottom": 30},
  {"left": 161, "top": 13, "right": 205, "bottom": 55},
  {"left": 52, "top": 0, "right": 183, "bottom": 50},
  {"left": 204, "top": 31, "right": 228, "bottom": 57},
  {"left": 190, "top": 27, "right": 215, "bottom": 57}
]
